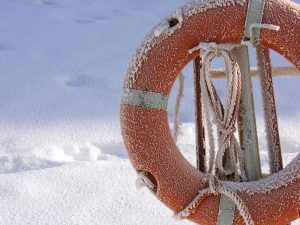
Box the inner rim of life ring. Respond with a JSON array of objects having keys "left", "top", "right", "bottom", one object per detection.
[{"left": 139, "top": 55, "right": 228, "bottom": 194}]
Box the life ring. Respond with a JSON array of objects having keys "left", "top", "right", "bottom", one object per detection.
[{"left": 120, "top": 0, "right": 300, "bottom": 224}]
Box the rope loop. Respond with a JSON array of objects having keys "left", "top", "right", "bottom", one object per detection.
[
  {"left": 175, "top": 43, "right": 253, "bottom": 225},
  {"left": 200, "top": 47, "right": 246, "bottom": 182},
  {"left": 175, "top": 173, "right": 254, "bottom": 225}
]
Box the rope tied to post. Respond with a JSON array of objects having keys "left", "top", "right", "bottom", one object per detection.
[
  {"left": 200, "top": 47, "right": 247, "bottom": 181},
  {"left": 174, "top": 44, "right": 253, "bottom": 225},
  {"left": 174, "top": 173, "right": 254, "bottom": 225},
  {"left": 137, "top": 45, "right": 254, "bottom": 221}
]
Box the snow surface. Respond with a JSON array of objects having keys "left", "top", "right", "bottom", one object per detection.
[{"left": 0, "top": 0, "right": 299, "bottom": 224}]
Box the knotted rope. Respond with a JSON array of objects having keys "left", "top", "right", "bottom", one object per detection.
[
  {"left": 138, "top": 45, "right": 253, "bottom": 225},
  {"left": 175, "top": 45, "right": 252, "bottom": 225},
  {"left": 201, "top": 48, "right": 247, "bottom": 181},
  {"left": 174, "top": 174, "right": 254, "bottom": 225}
]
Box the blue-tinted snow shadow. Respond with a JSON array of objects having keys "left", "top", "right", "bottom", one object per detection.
[
  {"left": 96, "top": 142, "right": 128, "bottom": 159},
  {"left": 0, "top": 155, "right": 64, "bottom": 174}
]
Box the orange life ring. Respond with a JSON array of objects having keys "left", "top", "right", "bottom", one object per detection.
[{"left": 120, "top": 0, "right": 300, "bottom": 224}]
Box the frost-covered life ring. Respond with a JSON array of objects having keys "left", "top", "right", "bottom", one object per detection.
[{"left": 120, "top": 0, "right": 300, "bottom": 224}]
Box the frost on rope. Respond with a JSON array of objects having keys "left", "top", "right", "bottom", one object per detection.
[
  {"left": 125, "top": 0, "right": 246, "bottom": 89},
  {"left": 189, "top": 42, "right": 241, "bottom": 54},
  {"left": 175, "top": 175, "right": 254, "bottom": 225},
  {"left": 176, "top": 154, "right": 300, "bottom": 224},
  {"left": 200, "top": 49, "right": 246, "bottom": 181}
]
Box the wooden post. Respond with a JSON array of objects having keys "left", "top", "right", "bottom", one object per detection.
[
  {"left": 256, "top": 44, "right": 288, "bottom": 225},
  {"left": 193, "top": 56, "right": 206, "bottom": 172},
  {"left": 173, "top": 73, "right": 185, "bottom": 143},
  {"left": 256, "top": 45, "right": 283, "bottom": 173},
  {"left": 232, "top": 46, "right": 262, "bottom": 181}
]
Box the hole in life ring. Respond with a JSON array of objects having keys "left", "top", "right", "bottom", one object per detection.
[
  {"left": 168, "top": 18, "right": 179, "bottom": 28},
  {"left": 138, "top": 170, "right": 158, "bottom": 194}
]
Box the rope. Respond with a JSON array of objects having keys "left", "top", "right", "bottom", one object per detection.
[
  {"left": 175, "top": 174, "right": 254, "bottom": 225},
  {"left": 138, "top": 44, "right": 253, "bottom": 224},
  {"left": 174, "top": 45, "right": 253, "bottom": 225},
  {"left": 201, "top": 49, "right": 247, "bottom": 181},
  {"left": 173, "top": 73, "right": 185, "bottom": 142}
]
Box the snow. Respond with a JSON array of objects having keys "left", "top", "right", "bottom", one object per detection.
[
  {"left": 0, "top": 161, "right": 188, "bottom": 225},
  {"left": 0, "top": 0, "right": 299, "bottom": 224}
]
